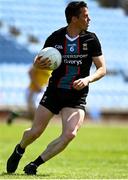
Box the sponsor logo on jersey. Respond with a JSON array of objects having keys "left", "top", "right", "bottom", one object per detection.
[
  {"left": 63, "top": 54, "right": 87, "bottom": 66},
  {"left": 64, "top": 59, "right": 82, "bottom": 65}
]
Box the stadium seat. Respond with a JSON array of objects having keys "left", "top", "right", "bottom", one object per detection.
[{"left": 0, "top": 0, "right": 128, "bottom": 113}]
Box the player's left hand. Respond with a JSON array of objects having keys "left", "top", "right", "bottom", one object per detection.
[{"left": 73, "top": 77, "right": 90, "bottom": 90}]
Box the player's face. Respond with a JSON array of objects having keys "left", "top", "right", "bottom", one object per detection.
[{"left": 76, "top": 7, "right": 90, "bottom": 31}]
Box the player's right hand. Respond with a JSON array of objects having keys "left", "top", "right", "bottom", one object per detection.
[{"left": 33, "top": 56, "right": 51, "bottom": 69}]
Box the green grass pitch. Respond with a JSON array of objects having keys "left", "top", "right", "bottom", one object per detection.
[{"left": 0, "top": 120, "right": 128, "bottom": 179}]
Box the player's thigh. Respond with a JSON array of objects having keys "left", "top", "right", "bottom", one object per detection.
[
  {"left": 31, "top": 104, "right": 54, "bottom": 131},
  {"left": 61, "top": 107, "right": 85, "bottom": 134}
]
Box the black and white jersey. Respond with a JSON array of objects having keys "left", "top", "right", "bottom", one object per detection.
[{"left": 43, "top": 26, "right": 102, "bottom": 94}]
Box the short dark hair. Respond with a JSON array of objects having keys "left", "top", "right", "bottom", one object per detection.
[{"left": 65, "top": 1, "right": 87, "bottom": 24}]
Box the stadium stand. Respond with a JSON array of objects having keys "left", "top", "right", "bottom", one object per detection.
[{"left": 0, "top": 0, "right": 128, "bottom": 118}]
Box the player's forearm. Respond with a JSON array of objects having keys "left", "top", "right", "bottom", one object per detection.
[{"left": 88, "top": 67, "right": 106, "bottom": 83}]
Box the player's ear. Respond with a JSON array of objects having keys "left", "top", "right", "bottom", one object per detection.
[{"left": 72, "top": 16, "right": 78, "bottom": 23}]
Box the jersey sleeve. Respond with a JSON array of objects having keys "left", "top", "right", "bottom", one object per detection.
[
  {"left": 43, "top": 35, "right": 54, "bottom": 48},
  {"left": 90, "top": 33, "right": 102, "bottom": 57},
  {"left": 42, "top": 27, "right": 66, "bottom": 49}
]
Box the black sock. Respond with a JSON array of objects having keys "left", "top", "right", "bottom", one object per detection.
[
  {"left": 32, "top": 156, "right": 45, "bottom": 167},
  {"left": 16, "top": 144, "right": 25, "bottom": 154}
]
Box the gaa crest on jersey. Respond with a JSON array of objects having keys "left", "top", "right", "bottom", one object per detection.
[
  {"left": 68, "top": 43, "right": 77, "bottom": 53},
  {"left": 55, "top": 45, "right": 63, "bottom": 49},
  {"left": 83, "top": 43, "right": 87, "bottom": 51}
]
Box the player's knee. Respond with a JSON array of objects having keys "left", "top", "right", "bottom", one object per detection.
[{"left": 63, "top": 131, "right": 76, "bottom": 143}]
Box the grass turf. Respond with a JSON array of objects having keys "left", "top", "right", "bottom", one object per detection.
[{"left": 0, "top": 120, "right": 128, "bottom": 179}]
